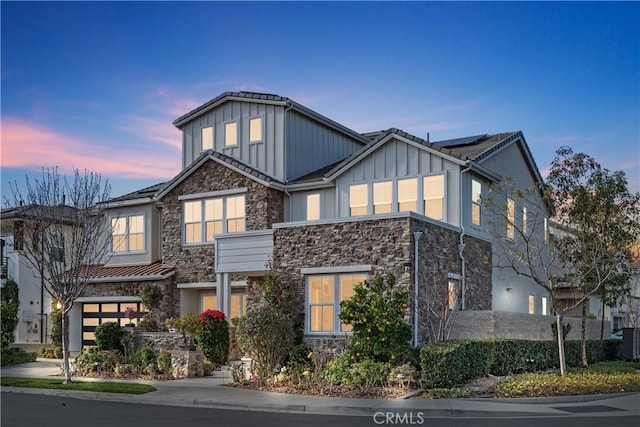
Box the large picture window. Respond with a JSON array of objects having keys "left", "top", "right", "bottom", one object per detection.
[
  {"left": 111, "top": 214, "right": 144, "bottom": 253},
  {"left": 183, "top": 195, "right": 246, "bottom": 244},
  {"left": 307, "top": 273, "right": 366, "bottom": 333}
]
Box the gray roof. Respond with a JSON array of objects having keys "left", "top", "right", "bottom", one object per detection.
[
  {"left": 105, "top": 182, "right": 168, "bottom": 203},
  {"left": 1, "top": 204, "right": 80, "bottom": 225}
]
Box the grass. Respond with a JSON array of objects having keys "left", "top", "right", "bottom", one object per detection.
[
  {"left": 1, "top": 377, "right": 156, "bottom": 394},
  {"left": 494, "top": 361, "right": 640, "bottom": 398}
]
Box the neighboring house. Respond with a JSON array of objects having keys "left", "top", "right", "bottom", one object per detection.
[{"left": 8, "top": 91, "right": 603, "bottom": 354}]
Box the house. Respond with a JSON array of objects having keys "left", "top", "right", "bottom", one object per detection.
[{"left": 5, "top": 91, "right": 610, "bottom": 355}]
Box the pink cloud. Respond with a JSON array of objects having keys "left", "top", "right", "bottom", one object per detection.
[
  {"left": 1, "top": 117, "right": 180, "bottom": 180},
  {"left": 116, "top": 116, "right": 182, "bottom": 150}
]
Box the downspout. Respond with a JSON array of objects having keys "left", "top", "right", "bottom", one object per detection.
[
  {"left": 283, "top": 102, "right": 295, "bottom": 219},
  {"left": 413, "top": 231, "right": 423, "bottom": 347},
  {"left": 459, "top": 163, "right": 473, "bottom": 310}
]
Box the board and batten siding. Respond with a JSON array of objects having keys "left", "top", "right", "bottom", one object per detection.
[
  {"left": 335, "top": 138, "right": 461, "bottom": 225},
  {"left": 289, "top": 187, "right": 336, "bottom": 222},
  {"left": 214, "top": 229, "right": 274, "bottom": 274},
  {"left": 285, "top": 110, "right": 364, "bottom": 181},
  {"left": 181, "top": 101, "right": 285, "bottom": 179}
]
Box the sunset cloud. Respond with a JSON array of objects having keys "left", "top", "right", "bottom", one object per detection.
[
  {"left": 116, "top": 115, "right": 182, "bottom": 150},
  {"left": 1, "top": 117, "right": 180, "bottom": 180}
]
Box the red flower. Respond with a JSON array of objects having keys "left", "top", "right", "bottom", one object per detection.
[{"left": 198, "top": 309, "right": 226, "bottom": 322}]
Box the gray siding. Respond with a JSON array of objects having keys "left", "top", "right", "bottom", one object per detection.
[
  {"left": 215, "top": 230, "right": 273, "bottom": 273},
  {"left": 181, "top": 101, "right": 285, "bottom": 179},
  {"left": 289, "top": 187, "right": 335, "bottom": 221},
  {"left": 105, "top": 204, "right": 160, "bottom": 267},
  {"left": 285, "top": 111, "right": 363, "bottom": 181}
]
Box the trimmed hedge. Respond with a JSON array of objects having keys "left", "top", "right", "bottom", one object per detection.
[{"left": 421, "top": 339, "right": 622, "bottom": 388}]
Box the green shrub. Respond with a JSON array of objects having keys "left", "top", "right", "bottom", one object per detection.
[
  {"left": 114, "top": 363, "right": 135, "bottom": 376},
  {"left": 133, "top": 347, "right": 156, "bottom": 370},
  {"left": 587, "top": 361, "right": 640, "bottom": 373},
  {"left": 286, "top": 343, "right": 314, "bottom": 367},
  {"left": 0, "top": 348, "right": 37, "bottom": 366},
  {"left": 348, "top": 360, "right": 390, "bottom": 394},
  {"left": 49, "top": 308, "right": 63, "bottom": 347},
  {"left": 1, "top": 278, "right": 19, "bottom": 350},
  {"left": 495, "top": 370, "right": 640, "bottom": 397},
  {"left": 94, "top": 322, "right": 123, "bottom": 353},
  {"left": 39, "top": 345, "right": 63, "bottom": 359},
  {"left": 139, "top": 283, "right": 162, "bottom": 311},
  {"left": 235, "top": 304, "right": 295, "bottom": 381},
  {"left": 73, "top": 348, "right": 123, "bottom": 375},
  {"left": 340, "top": 274, "right": 412, "bottom": 365},
  {"left": 387, "top": 363, "right": 418, "bottom": 389},
  {"left": 420, "top": 340, "right": 493, "bottom": 388},
  {"left": 138, "top": 314, "right": 159, "bottom": 332},
  {"left": 491, "top": 339, "right": 556, "bottom": 375},
  {"left": 157, "top": 351, "right": 172, "bottom": 374},
  {"left": 196, "top": 309, "right": 229, "bottom": 367},
  {"left": 321, "top": 353, "right": 352, "bottom": 385}
]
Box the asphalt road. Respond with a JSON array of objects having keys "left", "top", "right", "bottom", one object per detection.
[{"left": 2, "top": 393, "right": 639, "bottom": 427}]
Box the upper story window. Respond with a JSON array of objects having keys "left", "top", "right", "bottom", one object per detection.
[
  {"left": 544, "top": 217, "right": 549, "bottom": 242},
  {"left": 349, "top": 184, "right": 368, "bottom": 216},
  {"left": 307, "top": 193, "right": 320, "bottom": 221},
  {"left": 373, "top": 181, "right": 392, "bottom": 214},
  {"left": 398, "top": 178, "right": 417, "bottom": 213},
  {"left": 183, "top": 195, "right": 245, "bottom": 244},
  {"left": 507, "top": 197, "right": 515, "bottom": 239},
  {"left": 225, "top": 122, "right": 238, "bottom": 147},
  {"left": 112, "top": 214, "right": 144, "bottom": 253},
  {"left": 522, "top": 206, "right": 528, "bottom": 234},
  {"left": 528, "top": 294, "right": 535, "bottom": 314},
  {"left": 201, "top": 127, "right": 213, "bottom": 151},
  {"left": 307, "top": 273, "right": 366, "bottom": 334},
  {"left": 424, "top": 175, "right": 444, "bottom": 220},
  {"left": 249, "top": 117, "right": 263, "bottom": 143},
  {"left": 51, "top": 232, "right": 65, "bottom": 263},
  {"left": 471, "top": 179, "right": 482, "bottom": 226}
]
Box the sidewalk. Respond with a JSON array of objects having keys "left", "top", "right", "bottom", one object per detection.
[{"left": 2, "top": 359, "right": 639, "bottom": 419}]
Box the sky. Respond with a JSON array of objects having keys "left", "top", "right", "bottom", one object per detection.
[{"left": 2, "top": 1, "right": 639, "bottom": 202}]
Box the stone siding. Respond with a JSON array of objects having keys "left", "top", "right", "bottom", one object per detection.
[
  {"left": 160, "top": 158, "right": 284, "bottom": 287},
  {"left": 273, "top": 215, "right": 493, "bottom": 350}
]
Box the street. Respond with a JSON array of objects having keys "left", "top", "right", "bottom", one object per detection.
[{"left": 1, "top": 393, "right": 638, "bottom": 427}]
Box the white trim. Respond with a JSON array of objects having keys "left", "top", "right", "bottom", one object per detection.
[
  {"left": 177, "top": 282, "right": 215, "bottom": 289},
  {"left": 301, "top": 265, "right": 372, "bottom": 275},
  {"left": 76, "top": 296, "right": 142, "bottom": 303},
  {"left": 178, "top": 188, "right": 247, "bottom": 201}
]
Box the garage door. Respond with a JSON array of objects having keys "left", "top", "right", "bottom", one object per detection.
[{"left": 82, "top": 302, "right": 147, "bottom": 347}]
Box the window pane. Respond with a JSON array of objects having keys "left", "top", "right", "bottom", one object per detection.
[
  {"left": 184, "top": 201, "right": 201, "bottom": 222},
  {"left": 205, "top": 199, "right": 223, "bottom": 220},
  {"left": 83, "top": 318, "right": 99, "bottom": 327},
  {"left": 398, "top": 178, "right": 417, "bottom": 212},
  {"left": 83, "top": 304, "right": 99, "bottom": 313},
  {"left": 201, "top": 294, "right": 217, "bottom": 311},
  {"left": 102, "top": 304, "right": 118, "bottom": 313},
  {"left": 226, "top": 196, "right": 245, "bottom": 219},
  {"left": 225, "top": 122, "right": 237, "bottom": 146},
  {"left": 307, "top": 194, "right": 320, "bottom": 221},
  {"left": 522, "top": 206, "right": 528, "bottom": 234},
  {"left": 227, "top": 219, "right": 245, "bottom": 233},
  {"left": 112, "top": 218, "right": 126, "bottom": 235},
  {"left": 112, "top": 235, "right": 126, "bottom": 252},
  {"left": 373, "top": 181, "right": 392, "bottom": 214},
  {"left": 507, "top": 198, "right": 515, "bottom": 239},
  {"left": 340, "top": 274, "right": 365, "bottom": 301},
  {"left": 129, "top": 215, "right": 144, "bottom": 233},
  {"left": 472, "top": 179, "right": 482, "bottom": 203},
  {"left": 202, "top": 126, "right": 213, "bottom": 150},
  {"left": 424, "top": 175, "right": 444, "bottom": 220},
  {"left": 472, "top": 204, "right": 481, "bottom": 226},
  {"left": 129, "top": 233, "right": 144, "bottom": 251},
  {"left": 249, "top": 117, "right": 262, "bottom": 142},
  {"left": 185, "top": 223, "right": 202, "bottom": 243},
  {"left": 349, "top": 184, "right": 368, "bottom": 216},
  {"left": 425, "top": 199, "right": 444, "bottom": 220},
  {"left": 206, "top": 221, "right": 223, "bottom": 241},
  {"left": 83, "top": 332, "right": 95, "bottom": 341},
  {"left": 310, "top": 306, "right": 334, "bottom": 332},
  {"left": 231, "top": 292, "right": 247, "bottom": 319},
  {"left": 528, "top": 295, "right": 535, "bottom": 314},
  {"left": 309, "top": 276, "right": 334, "bottom": 303}
]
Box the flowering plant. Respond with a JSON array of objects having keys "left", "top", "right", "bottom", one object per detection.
[
  {"left": 197, "top": 309, "right": 229, "bottom": 367},
  {"left": 123, "top": 306, "right": 137, "bottom": 321},
  {"left": 198, "top": 309, "right": 225, "bottom": 322}
]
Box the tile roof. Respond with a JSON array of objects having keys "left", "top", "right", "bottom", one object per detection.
[{"left": 77, "top": 261, "right": 175, "bottom": 282}]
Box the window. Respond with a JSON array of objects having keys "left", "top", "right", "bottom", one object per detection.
[
  {"left": 202, "top": 127, "right": 213, "bottom": 150},
  {"left": 398, "top": 178, "right": 417, "bottom": 212},
  {"left": 183, "top": 195, "right": 246, "bottom": 244},
  {"left": 226, "top": 196, "right": 246, "bottom": 232},
  {"left": 471, "top": 179, "right": 482, "bottom": 226},
  {"left": 82, "top": 302, "right": 146, "bottom": 346},
  {"left": 544, "top": 217, "right": 549, "bottom": 242},
  {"left": 51, "top": 232, "right": 65, "bottom": 263},
  {"left": 528, "top": 294, "right": 535, "bottom": 314},
  {"left": 230, "top": 291, "right": 247, "bottom": 319},
  {"left": 507, "top": 197, "right": 515, "bottom": 239},
  {"left": 225, "top": 122, "right": 237, "bottom": 146},
  {"left": 424, "top": 175, "right": 444, "bottom": 220},
  {"left": 111, "top": 215, "right": 144, "bottom": 253},
  {"left": 373, "top": 181, "right": 392, "bottom": 214},
  {"left": 349, "top": 184, "right": 368, "bottom": 216},
  {"left": 249, "top": 117, "right": 263, "bottom": 143},
  {"left": 448, "top": 279, "right": 460, "bottom": 310},
  {"left": 200, "top": 291, "right": 217, "bottom": 312},
  {"left": 541, "top": 296, "right": 548, "bottom": 316},
  {"left": 306, "top": 193, "right": 320, "bottom": 221},
  {"left": 522, "top": 206, "right": 528, "bottom": 234},
  {"left": 307, "top": 273, "right": 366, "bottom": 333}
]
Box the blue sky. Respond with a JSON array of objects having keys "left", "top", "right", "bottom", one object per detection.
[{"left": 2, "top": 1, "right": 639, "bottom": 201}]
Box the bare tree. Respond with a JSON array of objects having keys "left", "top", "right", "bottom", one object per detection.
[
  {"left": 6, "top": 167, "right": 111, "bottom": 383},
  {"left": 422, "top": 266, "right": 464, "bottom": 343}
]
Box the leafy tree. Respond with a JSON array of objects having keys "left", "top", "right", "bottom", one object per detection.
[
  {"left": 548, "top": 147, "right": 640, "bottom": 365},
  {"left": 1, "top": 278, "right": 20, "bottom": 349},
  {"left": 5, "top": 167, "right": 112, "bottom": 383},
  {"left": 340, "top": 274, "right": 412, "bottom": 364}
]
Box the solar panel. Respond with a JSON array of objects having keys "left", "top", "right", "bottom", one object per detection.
[{"left": 432, "top": 134, "right": 488, "bottom": 148}]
